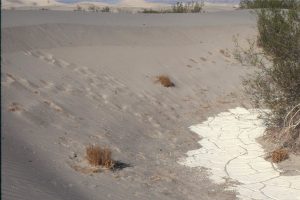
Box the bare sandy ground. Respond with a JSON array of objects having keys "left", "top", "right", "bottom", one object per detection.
[{"left": 2, "top": 10, "right": 259, "bottom": 200}]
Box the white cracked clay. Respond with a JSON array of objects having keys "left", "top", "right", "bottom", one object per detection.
[{"left": 179, "top": 107, "right": 300, "bottom": 200}]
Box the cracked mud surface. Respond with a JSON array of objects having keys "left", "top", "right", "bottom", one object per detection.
[{"left": 179, "top": 107, "right": 300, "bottom": 200}]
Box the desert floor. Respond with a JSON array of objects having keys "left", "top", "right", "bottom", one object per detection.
[{"left": 4, "top": 9, "right": 297, "bottom": 200}]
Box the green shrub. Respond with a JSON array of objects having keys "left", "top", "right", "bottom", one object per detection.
[
  {"left": 240, "top": 0, "right": 300, "bottom": 9},
  {"left": 141, "top": 1, "right": 203, "bottom": 14},
  {"left": 172, "top": 1, "right": 203, "bottom": 13},
  {"left": 142, "top": 8, "right": 165, "bottom": 13},
  {"left": 234, "top": 2, "right": 300, "bottom": 149},
  {"left": 101, "top": 6, "right": 110, "bottom": 12}
]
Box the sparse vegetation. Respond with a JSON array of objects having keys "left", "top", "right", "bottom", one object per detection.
[
  {"left": 74, "top": 5, "right": 83, "bottom": 11},
  {"left": 156, "top": 75, "right": 175, "bottom": 87},
  {"left": 142, "top": 8, "right": 165, "bottom": 14},
  {"left": 88, "top": 4, "right": 98, "bottom": 12},
  {"left": 172, "top": 1, "right": 204, "bottom": 13},
  {"left": 86, "top": 145, "right": 114, "bottom": 169},
  {"left": 86, "top": 5, "right": 110, "bottom": 12},
  {"left": 271, "top": 148, "right": 289, "bottom": 163},
  {"left": 101, "top": 6, "right": 110, "bottom": 12},
  {"left": 233, "top": 1, "right": 300, "bottom": 151},
  {"left": 142, "top": 1, "right": 204, "bottom": 14},
  {"left": 240, "top": 0, "right": 300, "bottom": 9}
]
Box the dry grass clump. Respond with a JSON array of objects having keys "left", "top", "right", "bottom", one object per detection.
[
  {"left": 156, "top": 75, "right": 175, "bottom": 88},
  {"left": 271, "top": 148, "right": 289, "bottom": 163},
  {"left": 86, "top": 145, "right": 114, "bottom": 169}
]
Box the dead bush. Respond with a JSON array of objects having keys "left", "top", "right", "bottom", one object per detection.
[
  {"left": 271, "top": 148, "right": 289, "bottom": 163},
  {"left": 86, "top": 145, "right": 114, "bottom": 169},
  {"left": 156, "top": 75, "right": 175, "bottom": 88}
]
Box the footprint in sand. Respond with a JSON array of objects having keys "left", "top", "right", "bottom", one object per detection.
[
  {"left": 219, "top": 49, "right": 231, "bottom": 58},
  {"left": 5, "top": 73, "right": 44, "bottom": 95},
  {"left": 189, "top": 58, "right": 198, "bottom": 64},
  {"left": 200, "top": 57, "right": 207, "bottom": 62},
  {"left": 8, "top": 102, "right": 24, "bottom": 112},
  {"left": 2, "top": 73, "right": 16, "bottom": 86},
  {"left": 39, "top": 79, "right": 55, "bottom": 90},
  {"left": 25, "top": 50, "right": 71, "bottom": 69},
  {"left": 43, "top": 99, "right": 63, "bottom": 112}
]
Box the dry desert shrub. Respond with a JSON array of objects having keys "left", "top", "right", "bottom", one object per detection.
[
  {"left": 86, "top": 145, "right": 114, "bottom": 169},
  {"left": 156, "top": 75, "right": 175, "bottom": 88},
  {"left": 271, "top": 148, "right": 289, "bottom": 163}
]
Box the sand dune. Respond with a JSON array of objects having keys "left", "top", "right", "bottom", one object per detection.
[
  {"left": 1, "top": 0, "right": 167, "bottom": 10},
  {"left": 1, "top": 9, "right": 279, "bottom": 200}
]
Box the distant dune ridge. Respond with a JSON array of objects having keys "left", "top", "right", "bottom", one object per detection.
[{"left": 2, "top": 0, "right": 240, "bottom": 9}]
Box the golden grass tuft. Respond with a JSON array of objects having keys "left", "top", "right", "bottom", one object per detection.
[
  {"left": 271, "top": 148, "right": 289, "bottom": 163},
  {"left": 156, "top": 75, "right": 175, "bottom": 88},
  {"left": 86, "top": 145, "right": 114, "bottom": 169}
]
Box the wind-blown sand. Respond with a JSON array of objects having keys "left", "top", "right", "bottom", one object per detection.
[{"left": 4, "top": 9, "right": 297, "bottom": 200}]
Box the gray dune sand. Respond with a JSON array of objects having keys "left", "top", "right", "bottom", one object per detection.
[{"left": 2, "top": 10, "right": 257, "bottom": 200}]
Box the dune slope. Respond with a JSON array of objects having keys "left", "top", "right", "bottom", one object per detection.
[{"left": 2, "top": 10, "right": 256, "bottom": 200}]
